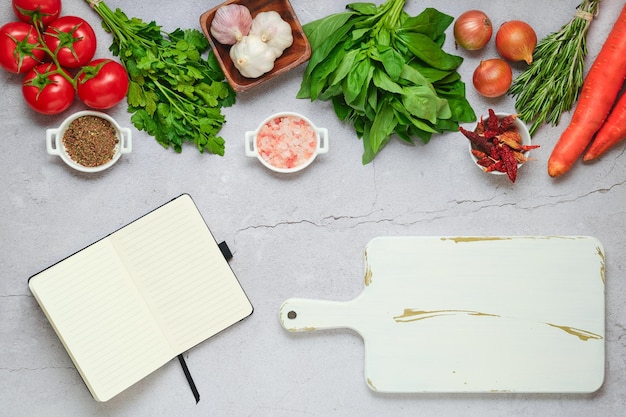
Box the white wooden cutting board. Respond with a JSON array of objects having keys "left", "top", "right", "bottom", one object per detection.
[{"left": 279, "top": 236, "right": 605, "bottom": 393}]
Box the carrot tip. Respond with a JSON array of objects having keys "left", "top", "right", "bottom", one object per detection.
[{"left": 548, "top": 163, "right": 566, "bottom": 177}]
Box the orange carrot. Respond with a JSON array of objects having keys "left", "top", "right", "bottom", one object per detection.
[
  {"left": 583, "top": 89, "right": 626, "bottom": 161},
  {"left": 547, "top": 4, "right": 626, "bottom": 177}
]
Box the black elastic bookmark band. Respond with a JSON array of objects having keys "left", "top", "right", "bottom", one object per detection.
[
  {"left": 178, "top": 354, "right": 200, "bottom": 404},
  {"left": 218, "top": 241, "right": 232, "bottom": 260}
]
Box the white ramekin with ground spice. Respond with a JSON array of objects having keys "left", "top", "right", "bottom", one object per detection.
[
  {"left": 46, "top": 110, "right": 132, "bottom": 173},
  {"left": 245, "top": 112, "right": 328, "bottom": 173}
]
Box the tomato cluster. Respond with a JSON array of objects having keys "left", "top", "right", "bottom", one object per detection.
[{"left": 0, "top": 0, "right": 129, "bottom": 114}]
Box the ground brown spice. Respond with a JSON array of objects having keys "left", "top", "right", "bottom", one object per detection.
[{"left": 62, "top": 115, "right": 119, "bottom": 167}]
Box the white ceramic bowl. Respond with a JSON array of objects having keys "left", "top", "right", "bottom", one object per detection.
[
  {"left": 46, "top": 110, "right": 132, "bottom": 173},
  {"left": 468, "top": 112, "right": 531, "bottom": 175},
  {"left": 245, "top": 112, "right": 328, "bottom": 173}
]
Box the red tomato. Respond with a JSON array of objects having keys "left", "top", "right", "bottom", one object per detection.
[
  {"left": 77, "top": 59, "right": 129, "bottom": 109},
  {"left": 44, "top": 16, "right": 96, "bottom": 68},
  {"left": 22, "top": 63, "right": 75, "bottom": 115},
  {"left": 12, "top": 0, "right": 62, "bottom": 27},
  {"left": 0, "top": 22, "right": 45, "bottom": 74}
]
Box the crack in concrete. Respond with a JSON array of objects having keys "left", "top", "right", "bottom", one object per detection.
[
  {"left": 232, "top": 176, "right": 625, "bottom": 234},
  {"left": 237, "top": 218, "right": 321, "bottom": 232},
  {"left": 515, "top": 180, "right": 626, "bottom": 211}
]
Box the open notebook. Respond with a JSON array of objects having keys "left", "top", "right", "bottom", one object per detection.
[{"left": 29, "top": 194, "right": 253, "bottom": 402}]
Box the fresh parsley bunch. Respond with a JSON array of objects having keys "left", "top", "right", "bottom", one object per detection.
[
  {"left": 87, "top": 0, "right": 236, "bottom": 154},
  {"left": 298, "top": 0, "right": 476, "bottom": 164}
]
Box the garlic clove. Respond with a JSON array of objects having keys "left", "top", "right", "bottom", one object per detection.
[
  {"left": 210, "top": 4, "right": 253, "bottom": 45},
  {"left": 229, "top": 34, "right": 277, "bottom": 78},
  {"left": 249, "top": 11, "right": 294, "bottom": 58}
]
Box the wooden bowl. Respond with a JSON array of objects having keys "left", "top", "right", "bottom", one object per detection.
[{"left": 199, "top": 0, "right": 311, "bottom": 93}]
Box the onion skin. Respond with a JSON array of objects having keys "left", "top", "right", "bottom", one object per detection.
[
  {"left": 472, "top": 59, "right": 513, "bottom": 98},
  {"left": 454, "top": 10, "right": 493, "bottom": 51},
  {"left": 496, "top": 20, "right": 537, "bottom": 64}
]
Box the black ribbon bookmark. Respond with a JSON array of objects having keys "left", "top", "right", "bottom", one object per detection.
[{"left": 178, "top": 354, "right": 200, "bottom": 404}]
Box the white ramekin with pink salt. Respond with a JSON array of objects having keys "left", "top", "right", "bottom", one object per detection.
[{"left": 245, "top": 112, "right": 328, "bottom": 173}]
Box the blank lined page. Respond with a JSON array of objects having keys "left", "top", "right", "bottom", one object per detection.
[
  {"left": 111, "top": 194, "right": 253, "bottom": 353},
  {"left": 29, "top": 194, "right": 252, "bottom": 401},
  {"left": 28, "top": 239, "right": 173, "bottom": 402}
]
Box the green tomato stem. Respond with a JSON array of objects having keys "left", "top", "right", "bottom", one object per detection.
[{"left": 31, "top": 15, "right": 78, "bottom": 89}]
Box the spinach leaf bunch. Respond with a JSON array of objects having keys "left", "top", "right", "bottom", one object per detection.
[
  {"left": 298, "top": 0, "right": 476, "bottom": 164},
  {"left": 87, "top": 0, "right": 236, "bottom": 155}
]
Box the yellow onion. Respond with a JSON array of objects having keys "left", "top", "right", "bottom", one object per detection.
[
  {"left": 472, "top": 59, "right": 512, "bottom": 98},
  {"left": 453, "top": 10, "right": 493, "bottom": 51},
  {"left": 496, "top": 20, "right": 537, "bottom": 64}
]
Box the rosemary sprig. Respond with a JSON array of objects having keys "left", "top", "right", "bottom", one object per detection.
[{"left": 508, "top": 0, "right": 600, "bottom": 137}]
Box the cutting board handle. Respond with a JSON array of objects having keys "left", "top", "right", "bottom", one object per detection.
[{"left": 279, "top": 298, "right": 361, "bottom": 333}]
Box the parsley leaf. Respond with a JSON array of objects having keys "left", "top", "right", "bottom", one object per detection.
[{"left": 87, "top": 0, "right": 236, "bottom": 155}]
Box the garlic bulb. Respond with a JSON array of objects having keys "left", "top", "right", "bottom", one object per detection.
[
  {"left": 249, "top": 11, "right": 294, "bottom": 58},
  {"left": 210, "top": 4, "right": 252, "bottom": 45},
  {"left": 229, "top": 34, "right": 277, "bottom": 78}
]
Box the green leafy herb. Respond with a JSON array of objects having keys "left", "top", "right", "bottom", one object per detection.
[
  {"left": 86, "top": 0, "right": 236, "bottom": 154},
  {"left": 297, "top": 0, "right": 475, "bottom": 164},
  {"left": 509, "top": 0, "right": 600, "bottom": 137}
]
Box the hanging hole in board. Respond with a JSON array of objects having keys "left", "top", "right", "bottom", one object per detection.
[{"left": 287, "top": 310, "right": 297, "bottom": 319}]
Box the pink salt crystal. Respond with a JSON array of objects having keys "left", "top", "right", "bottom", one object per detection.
[{"left": 256, "top": 115, "right": 317, "bottom": 169}]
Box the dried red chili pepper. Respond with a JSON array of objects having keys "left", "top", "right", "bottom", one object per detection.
[
  {"left": 498, "top": 143, "right": 519, "bottom": 182},
  {"left": 497, "top": 130, "right": 523, "bottom": 150},
  {"left": 460, "top": 108, "right": 539, "bottom": 183},
  {"left": 476, "top": 156, "right": 494, "bottom": 167},
  {"left": 483, "top": 129, "right": 499, "bottom": 140},
  {"left": 471, "top": 149, "right": 488, "bottom": 159},
  {"left": 498, "top": 113, "right": 517, "bottom": 133},
  {"left": 487, "top": 108, "right": 500, "bottom": 133},
  {"left": 484, "top": 159, "right": 505, "bottom": 173},
  {"left": 475, "top": 118, "right": 486, "bottom": 135},
  {"left": 459, "top": 126, "right": 493, "bottom": 154}
]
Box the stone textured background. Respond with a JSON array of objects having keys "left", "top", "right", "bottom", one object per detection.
[{"left": 1, "top": 0, "right": 625, "bottom": 416}]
